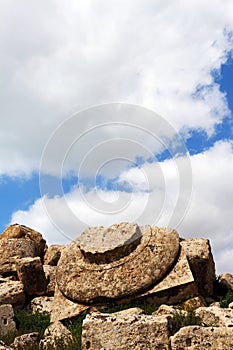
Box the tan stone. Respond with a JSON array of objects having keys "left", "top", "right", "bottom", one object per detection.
[
  {"left": 13, "top": 332, "right": 39, "bottom": 349},
  {"left": 82, "top": 309, "right": 172, "bottom": 350},
  {"left": 39, "top": 336, "right": 56, "bottom": 350},
  {"left": 196, "top": 305, "right": 233, "bottom": 327},
  {"left": 78, "top": 222, "right": 142, "bottom": 256},
  {"left": 40, "top": 321, "right": 73, "bottom": 349},
  {"left": 133, "top": 247, "right": 197, "bottom": 306},
  {"left": 0, "top": 304, "right": 16, "bottom": 336},
  {"left": 57, "top": 224, "right": 180, "bottom": 303},
  {"left": 43, "top": 265, "right": 56, "bottom": 296},
  {"left": 180, "top": 238, "right": 215, "bottom": 297},
  {"left": 0, "top": 279, "right": 25, "bottom": 308},
  {"left": 154, "top": 304, "right": 176, "bottom": 317},
  {"left": 44, "top": 321, "right": 73, "bottom": 342},
  {"left": 44, "top": 245, "right": 64, "bottom": 266},
  {"left": 182, "top": 296, "right": 206, "bottom": 311},
  {"left": 219, "top": 273, "right": 233, "bottom": 291},
  {"left": 210, "top": 301, "right": 221, "bottom": 307},
  {"left": 1, "top": 224, "right": 47, "bottom": 259},
  {"left": 16, "top": 257, "right": 47, "bottom": 296},
  {"left": 30, "top": 296, "right": 54, "bottom": 314},
  {"left": 0, "top": 239, "right": 37, "bottom": 275},
  {"left": 171, "top": 325, "right": 233, "bottom": 350},
  {"left": 50, "top": 284, "right": 89, "bottom": 322},
  {"left": 0, "top": 341, "right": 12, "bottom": 350}
]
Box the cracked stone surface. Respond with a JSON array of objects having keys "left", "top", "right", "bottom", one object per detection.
[{"left": 56, "top": 223, "right": 180, "bottom": 303}]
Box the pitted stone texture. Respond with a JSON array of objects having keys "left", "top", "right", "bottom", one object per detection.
[
  {"left": 196, "top": 305, "right": 233, "bottom": 327},
  {"left": 132, "top": 247, "right": 197, "bottom": 306},
  {"left": 81, "top": 310, "right": 171, "bottom": 350},
  {"left": 219, "top": 273, "right": 233, "bottom": 291},
  {"left": 16, "top": 257, "right": 47, "bottom": 296},
  {"left": 0, "top": 239, "right": 37, "bottom": 275},
  {"left": 50, "top": 284, "right": 89, "bottom": 322},
  {"left": 1, "top": 224, "right": 47, "bottom": 259},
  {"left": 13, "top": 332, "right": 39, "bottom": 349},
  {"left": 43, "top": 321, "right": 73, "bottom": 347},
  {"left": 43, "top": 265, "right": 56, "bottom": 296},
  {"left": 180, "top": 238, "right": 215, "bottom": 297},
  {"left": 0, "top": 341, "right": 12, "bottom": 350},
  {"left": 0, "top": 279, "right": 25, "bottom": 308},
  {"left": 40, "top": 322, "right": 73, "bottom": 349},
  {"left": 56, "top": 225, "right": 179, "bottom": 303},
  {"left": 171, "top": 326, "right": 233, "bottom": 350},
  {"left": 30, "top": 296, "right": 54, "bottom": 314},
  {"left": 44, "top": 245, "right": 64, "bottom": 266},
  {"left": 0, "top": 304, "right": 16, "bottom": 336},
  {"left": 77, "top": 222, "right": 142, "bottom": 262},
  {"left": 182, "top": 296, "right": 206, "bottom": 311}
]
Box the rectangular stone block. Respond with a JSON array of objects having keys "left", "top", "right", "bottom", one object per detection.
[
  {"left": 171, "top": 325, "right": 233, "bottom": 350},
  {"left": 16, "top": 257, "right": 47, "bottom": 296},
  {"left": 0, "top": 279, "right": 25, "bottom": 308},
  {"left": 82, "top": 309, "right": 171, "bottom": 350},
  {"left": 0, "top": 304, "right": 16, "bottom": 336}
]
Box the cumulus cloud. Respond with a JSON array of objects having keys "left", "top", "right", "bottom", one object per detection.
[
  {"left": 0, "top": 0, "right": 233, "bottom": 175},
  {"left": 11, "top": 140, "right": 233, "bottom": 274}
]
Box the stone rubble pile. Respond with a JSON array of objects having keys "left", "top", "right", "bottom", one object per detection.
[{"left": 0, "top": 222, "right": 232, "bottom": 349}]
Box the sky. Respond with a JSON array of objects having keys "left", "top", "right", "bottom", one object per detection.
[{"left": 0, "top": 0, "right": 233, "bottom": 274}]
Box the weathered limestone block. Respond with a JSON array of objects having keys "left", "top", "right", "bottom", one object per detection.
[
  {"left": 171, "top": 325, "right": 233, "bottom": 350},
  {"left": 30, "top": 296, "right": 54, "bottom": 314},
  {"left": 180, "top": 238, "right": 215, "bottom": 297},
  {"left": 0, "top": 279, "right": 25, "bottom": 308},
  {"left": 1, "top": 224, "right": 47, "bottom": 259},
  {"left": 40, "top": 321, "right": 73, "bottom": 349},
  {"left": 43, "top": 265, "right": 56, "bottom": 296},
  {"left": 0, "top": 239, "right": 37, "bottom": 275},
  {"left": 44, "top": 321, "right": 72, "bottom": 339},
  {"left": 39, "top": 337, "right": 55, "bottom": 350},
  {"left": 44, "top": 245, "right": 64, "bottom": 266},
  {"left": 57, "top": 223, "right": 180, "bottom": 303},
  {"left": 182, "top": 296, "right": 206, "bottom": 311},
  {"left": 50, "top": 284, "right": 89, "bottom": 322},
  {"left": 0, "top": 340, "right": 12, "bottom": 350},
  {"left": 134, "top": 247, "right": 197, "bottom": 306},
  {"left": 0, "top": 305, "right": 16, "bottom": 336},
  {"left": 82, "top": 309, "right": 172, "bottom": 350},
  {"left": 153, "top": 304, "right": 176, "bottom": 317},
  {"left": 0, "top": 258, "right": 18, "bottom": 277},
  {"left": 16, "top": 257, "right": 47, "bottom": 296},
  {"left": 219, "top": 273, "right": 233, "bottom": 291},
  {"left": 196, "top": 305, "right": 233, "bottom": 327},
  {"left": 13, "top": 332, "right": 39, "bottom": 349}
]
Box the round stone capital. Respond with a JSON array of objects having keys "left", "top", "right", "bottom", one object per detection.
[{"left": 56, "top": 224, "right": 180, "bottom": 303}]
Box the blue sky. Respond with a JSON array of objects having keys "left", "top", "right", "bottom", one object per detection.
[
  {"left": 0, "top": 1, "right": 233, "bottom": 273},
  {"left": 1, "top": 60, "right": 232, "bottom": 233}
]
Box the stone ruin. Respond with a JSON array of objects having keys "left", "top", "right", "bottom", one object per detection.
[
  {"left": 0, "top": 222, "right": 233, "bottom": 349},
  {"left": 52, "top": 222, "right": 215, "bottom": 322}
]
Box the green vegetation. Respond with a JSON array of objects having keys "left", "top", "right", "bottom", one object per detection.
[
  {"left": 0, "top": 309, "right": 50, "bottom": 348},
  {"left": 219, "top": 289, "right": 233, "bottom": 308},
  {"left": 98, "top": 300, "right": 158, "bottom": 315},
  {"left": 214, "top": 277, "right": 233, "bottom": 308},
  {"left": 14, "top": 309, "right": 50, "bottom": 337},
  {"left": 0, "top": 301, "right": 205, "bottom": 349},
  {"left": 0, "top": 309, "right": 85, "bottom": 350},
  {"left": 172, "top": 307, "right": 203, "bottom": 333},
  {"left": 64, "top": 314, "right": 87, "bottom": 350}
]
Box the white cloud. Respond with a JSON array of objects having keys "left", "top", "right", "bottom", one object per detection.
[
  {"left": 11, "top": 140, "right": 233, "bottom": 274},
  {"left": 0, "top": 0, "right": 233, "bottom": 175}
]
